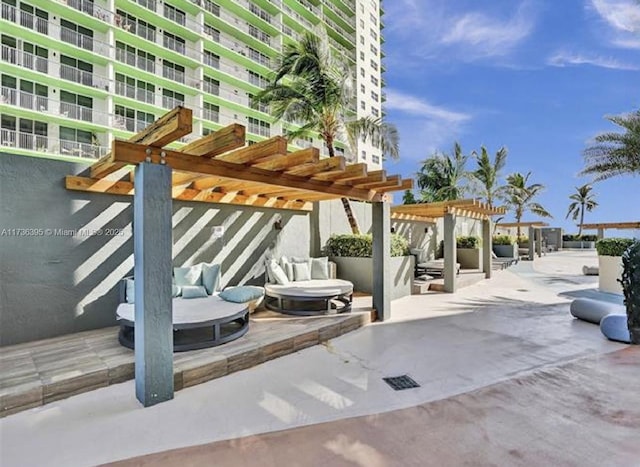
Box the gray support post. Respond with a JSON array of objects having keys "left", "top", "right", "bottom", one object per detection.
[
  {"left": 482, "top": 218, "right": 492, "bottom": 279},
  {"left": 444, "top": 213, "right": 457, "bottom": 293},
  {"left": 597, "top": 227, "right": 604, "bottom": 240},
  {"left": 536, "top": 228, "right": 543, "bottom": 257},
  {"left": 528, "top": 226, "right": 535, "bottom": 260},
  {"left": 134, "top": 162, "right": 174, "bottom": 407},
  {"left": 372, "top": 201, "right": 391, "bottom": 321}
]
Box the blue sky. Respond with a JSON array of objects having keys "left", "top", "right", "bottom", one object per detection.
[{"left": 382, "top": 0, "right": 640, "bottom": 236}]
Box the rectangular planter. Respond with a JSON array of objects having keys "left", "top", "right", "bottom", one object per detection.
[
  {"left": 493, "top": 244, "right": 518, "bottom": 258},
  {"left": 598, "top": 255, "right": 623, "bottom": 295},
  {"left": 330, "top": 256, "right": 414, "bottom": 301},
  {"left": 456, "top": 248, "right": 483, "bottom": 270},
  {"left": 563, "top": 241, "right": 596, "bottom": 249}
]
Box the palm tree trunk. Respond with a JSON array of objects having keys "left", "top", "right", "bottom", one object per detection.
[
  {"left": 327, "top": 140, "right": 361, "bottom": 235},
  {"left": 579, "top": 202, "right": 585, "bottom": 237}
]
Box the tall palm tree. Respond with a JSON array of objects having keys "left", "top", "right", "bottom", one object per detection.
[
  {"left": 255, "top": 30, "right": 400, "bottom": 234},
  {"left": 470, "top": 145, "right": 508, "bottom": 207},
  {"left": 581, "top": 109, "right": 640, "bottom": 181},
  {"left": 505, "top": 172, "right": 553, "bottom": 238},
  {"left": 416, "top": 142, "right": 468, "bottom": 202},
  {"left": 566, "top": 184, "right": 598, "bottom": 236}
]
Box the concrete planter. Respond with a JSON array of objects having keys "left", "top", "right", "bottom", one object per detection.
[
  {"left": 456, "top": 248, "right": 483, "bottom": 270},
  {"left": 330, "top": 256, "right": 414, "bottom": 301},
  {"left": 563, "top": 241, "right": 596, "bottom": 249},
  {"left": 598, "top": 255, "right": 623, "bottom": 295},
  {"left": 493, "top": 244, "right": 518, "bottom": 258}
]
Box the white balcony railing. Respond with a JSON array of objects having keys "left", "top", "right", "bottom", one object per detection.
[
  {"left": 115, "top": 81, "right": 155, "bottom": 104},
  {"left": 162, "top": 95, "right": 184, "bottom": 110},
  {"left": 115, "top": 48, "right": 156, "bottom": 73},
  {"left": 164, "top": 6, "right": 186, "bottom": 26},
  {"left": 0, "top": 87, "right": 48, "bottom": 112},
  {"left": 202, "top": 108, "right": 219, "bottom": 123},
  {"left": 135, "top": 0, "right": 157, "bottom": 12},
  {"left": 163, "top": 35, "right": 186, "bottom": 55},
  {"left": 60, "top": 26, "right": 94, "bottom": 51},
  {"left": 112, "top": 115, "right": 152, "bottom": 133},
  {"left": 0, "top": 129, "right": 108, "bottom": 159},
  {"left": 1, "top": 4, "right": 49, "bottom": 34},
  {"left": 1, "top": 45, "right": 49, "bottom": 74},
  {"left": 162, "top": 65, "right": 185, "bottom": 84}
]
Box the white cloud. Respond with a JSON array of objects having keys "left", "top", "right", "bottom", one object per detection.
[
  {"left": 548, "top": 51, "right": 639, "bottom": 70},
  {"left": 385, "top": 90, "right": 471, "bottom": 124},
  {"left": 589, "top": 0, "right": 640, "bottom": 48}
]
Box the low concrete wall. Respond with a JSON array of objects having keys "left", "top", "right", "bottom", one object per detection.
[
  {"left": 457, "top": 248, "right": 483, "bottom": 269},
  {"left": 493, "top": 244, "right": 518, "bottom": 258},
  {"left": 599, "top": 255, "right": 623, "bottom": 295},
  {"left": 563, "top": 241, "right": 596, "bottom": 249},
  {"left": 330, "top": 256, "right": 414, "bottom": 301}
]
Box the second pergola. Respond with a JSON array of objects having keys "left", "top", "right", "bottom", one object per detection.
[{"left": 392, "top": 200, "right": 506, "bottom": 293}]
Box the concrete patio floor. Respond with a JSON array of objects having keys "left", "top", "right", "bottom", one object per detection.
[{"left": 0, "top": 250, "right": 634, "bottom": 466}]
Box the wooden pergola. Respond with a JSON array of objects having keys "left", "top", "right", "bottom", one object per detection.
[
  {"left": 581, "top": 222, "right": 640, "bottom": 239},
  {"left": 65, "top": 107, "right": 410, "bottom": 407},
  {"left": 391, "top": 200, "right": 506, "bottom": 293}
]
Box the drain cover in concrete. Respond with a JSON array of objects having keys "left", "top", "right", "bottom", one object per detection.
[{"left": 383, "top": 375, "right": 420, "bottom": 391}]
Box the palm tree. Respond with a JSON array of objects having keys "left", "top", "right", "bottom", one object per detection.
[
  {"left": 566, "top": 184, "right": 598, "bottom": 236},
  {"left": 470, "top": 146, "right": 508, "bottom": 207},
  {"left": 416, "top": 142, "right": 468, "bottom": 202},
  {"left": 504, "top": 172, "right": 553, "bottom": 238},
  {"left": 581, "top": 109, "right": 640, "bottom": 181},
  {"left": 255, "top": 30, "right": 400, "bottom": 234},
  {"left": 402, "top": 189, "right": 417, "bottom": 205}
]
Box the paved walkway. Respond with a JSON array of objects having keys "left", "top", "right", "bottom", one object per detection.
[{"left": 0, "top": 251, "right": 633, "bottom": 466}]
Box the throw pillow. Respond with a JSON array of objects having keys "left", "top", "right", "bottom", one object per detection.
[
  {"left": 293, "top": 262, "right": 311, "bottom": 281},
  {"left": 219, "top": 286, "right": 264, "bottom": 303},
  {"left": 174, "top": 264, "right": 202, "bottom": 287},
  {"left": 267, "top": 260, "right": 289, "bottom": 285},
  {"left": 126, "top": 278, "right": 135, "bottom": 304},
  {"left": 181, "top": 285, "right": 208, "bottom": 299},
  {"left": 172, "top": 282, "right": 182, "bottom": 298},
  {"left": 280, "top": 256, "right": 294, "bottom": 281},
  {"left": 311, "top": 257, "right": 329, "bottom": 280},
  {"left": 201, "top": 262, "right": 221, "bottom": 295}
]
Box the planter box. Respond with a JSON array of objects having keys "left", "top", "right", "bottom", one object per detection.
[
  {"left": 330, "top": 256, "right": 414, "bottom": 301},
  {"left": 493, "top": 244, "right": 518, "bottom": 258},
  {"left": 563, "top": 241, "right": 596, "bottom": 249},
  {"left": 598, "top": 255, "right": 623, "bottom": 295},
  {"left": 456, "top": 248, "right": 483, "bottom": 270}
]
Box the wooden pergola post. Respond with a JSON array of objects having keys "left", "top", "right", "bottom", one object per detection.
[
  {"left": 444, "top": 212, "right": 457, "bottom": 293},
  {"left": 134, "top": 162, "right": 174, "bottom": 406},
  {"left": 372, "top": 201, "right": 391, "bottom": 321}
]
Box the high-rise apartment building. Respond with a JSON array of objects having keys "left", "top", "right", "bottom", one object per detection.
[{"left": 0, "top": 0, "right": 385, "bottom": 167}]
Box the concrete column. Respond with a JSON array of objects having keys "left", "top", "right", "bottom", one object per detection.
[
  {"left": 528, "top": 226, "right": 535, "bottom": 260},
  {"left": 597, "top": 228, "right": 604, "bottom": 240},
  {"left": 134, "top": 162, "right": 174, "bottom": 407},
  {"left": 372, "top": 201, "right": 390, "bottom": 321},
  {"left": 536, "top": 228, "right": 543, "bottom": 257},
  {"left": 444, "top": 213, "right": 457, "bottom": 293},
  {"left": 482, "top": 218, "right": 492, "bottom": 279}
]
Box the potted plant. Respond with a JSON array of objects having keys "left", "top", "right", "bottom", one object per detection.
[
  {"left": 456, "top": 236, "right": 482, "bottom": 269},
  {"left": 619, "top": 241, "right": 640, "bottom": 344},
  {"left": 325, "top": 233, "right": 413, "bottom": 300},
  {"left": 562, "top": 234, "right": 597, "bottom": 249},
  {"left": 493, "top": 235, "right": 518, "bottom": 258},
  {"left": 596, "top": 238, "right": 634, "bottom": 294}
]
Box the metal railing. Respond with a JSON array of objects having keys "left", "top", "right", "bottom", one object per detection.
[
  {"left": 115, "top": 48, "right": 156, "bottom": 73},
  {"left": 0, "top": 87, "right": 48, "bottom": 111},
  {"left": 60, "top": 63, "right": 94, "bottom": 87},
  {"left": 59, "top": 101, "right": 94, "bottom": 123},
  {"left": 202, "top": 107, "right": 219, "bottom": 123},
  {"left": 164, "top": 5, "right": 186, "bottom": 26},
  {"left": 320, "top": 0, "right": 355, "bottom": 27},
  {"left": 60, "top": 26, "right": 94, "bottom": 51},
  {"left": 135, "top": 0, "right": 157, "bottom": 12},
  {"left": 115, "top": 81, "right": 155, "bottom": 104},
  {"left": 162, "top": 65, "right": 186, "bottom": 84},
  {"left": 1, "top": 4, "right": 49, "bottom": 34},
  {"left": 1, "top": 45, "right": 48, "bottom": 74},
  {"left": 162, "top": 95, "right": 184, "bottom": 110},
  {"left": 0, "top": 129, "right": 108, "bottom": 159},
  {"left": 112, "top": 115, "right": 152, "bottom": 133},
  {"left": 163, "top": 35, "right": 186, "bottom": 55}
]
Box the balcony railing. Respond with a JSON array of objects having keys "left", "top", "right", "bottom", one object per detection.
[
  {"left": 115, "top": 48, "right": 156, "bottom": 73},
  {"left": 162, "top": 66, "right": 186, "bottom": 84},
  {"left": 59, "top": 101, "right": 94, "bottom": 123},
  {"left": 0, "top": 129, "right": 108, "bottom": 159},
  {"left": 164, "top": 6, "right": 186, "bottom": 26},
  {"left": 1, "top": 45, "right": 48, "bottom": 74},
  {"left": 135, "top": 0, "right": 157, "bottom": 11},
  {"left": 60, "top": 63, "right": 94, "bottom": 87},
  {"left": 60, "top": 26, "right": 94, "bottom": 51},
  {"left": 162, "top": 95, "right": 184, "bottom": 110},
  {"left": 163, "top": 35, "right": 186, "bottom": 54},
  {"left": 248, "top": 123, "right": 270, "bottom": 138},
  {"left": 1, "top": 87, "right": 48, "bottom": 112},
  {"left": 115, "top": 81, "right": 155, "bottom": 104},
  {"left": 112, "top": 115, "right": 152, "bottom": 133},
  {"left": 202, "top": 108, "right": 219, "bottom": 123},
  {"left": 1, "top": 4, "right": 49, "bottom": 34}
]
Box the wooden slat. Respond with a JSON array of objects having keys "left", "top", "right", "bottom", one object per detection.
[
  {"left": 215, "top": 136, "right": 288, "bottom": 164},
  {"left": 311, "top": 163, "right": 368, "bottom": 182},
  {"left": 112, "top": 140, "right": 383, "bottom": 202},
  {"left": 337, "top": 170, "right": 386, "bottom": 186},
  {"left": 355, "top": 175, "right": 401, "bottom": 190},
  {"left": 179, "top": 124, "right": 245, "bottom": 157},
  {"left": 580, "top": 222, "right": 640, "bottom": 230},
  {"left": 251, "top": 148, "right": 319, "bottom": 171},
  {"left": 172, "top": 171, "right": 203, "bottom": 186},
  {"left": 285, "top": 156, "right": 345, "bottom": 177},
  {"left": 90, "top": 106, "right": 192, "bottom": 178},
  {"left": 66, "top": 176, "right": 312, "bottom": 211},
  {"left": 375, "top": 178, "right": 414, "bottom": 193}
]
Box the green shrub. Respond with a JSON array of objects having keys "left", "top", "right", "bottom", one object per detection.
[
  {"left": 517, "top": 236, "right": 528, "bottom": 246},
  {"left": 493, "top": 235, "right": 516, "bottom": 246},
  {"left": 456, "top": 236, "right": 481, "bottom": 249},
  {"left": 596, "top": 238, "right": 635, "bottom": 256},
  {"left": 563, "top": 234, "right": 598, "bottom": 242},
  {"left": 620, "top": 241, "right": 640, "bottom": 344},
  {"left": 324, "top": 233, "right": 410, "bottom": 257}
]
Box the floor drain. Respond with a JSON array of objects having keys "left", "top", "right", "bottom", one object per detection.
[{"left": 383, "top": 375, "right": 420, "bottom": 391}]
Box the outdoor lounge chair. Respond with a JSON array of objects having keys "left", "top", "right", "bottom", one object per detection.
[
  {"left": 410, "top": 249, "right": 460, "bottom": 278},
  {"left": 491, "top": 251, "right": 518, "bottom": 269}
]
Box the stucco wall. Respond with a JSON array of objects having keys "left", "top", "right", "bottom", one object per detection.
[{"left": 0, "top": 154, "right": 310, "bottom": 345}]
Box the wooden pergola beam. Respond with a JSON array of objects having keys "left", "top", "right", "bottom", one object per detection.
[
  {"left": 90, "top": 106, "right": 193, "bottom": 178},
  {"left": 251, "top": 147, "right": 319, "bottom": 171},
  {"left": 496, "top": 222, "right": 549, "bottom": 228},
  {"left": 111, "top": 141, "right": 384, "bottom": 202},
  {"left": 215, "top": 136, "right": 288, "bottom": 164},
  {"left": 376, "top": 179, "right": 414, "bottom": 193},
  {"left": 311, "top": 163, "right": 368, "bottom": 182},
  {"left": 339, "top": 170, "right": 386, "bottom": 186},
  {"left": 580, "top": 222, "right": 640, "bottom": 230},
  {"left": 285, "top": 156, "right": 345, "bottom": 177},
  {"left": 355, "top": 175, "right": 401, "bottom": 190},
  {"left": 179, "top": 124, "right": 246, "bottom": 157}
]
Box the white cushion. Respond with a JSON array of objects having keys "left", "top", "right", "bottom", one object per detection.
[
  {"left": 265, "top": 279, "right": 353, "bottom": 298},
  {"left": 267, "top": 259, "right": 289, "bottom": 284},
  {"left": 201, "top": 262, "right": 221, "bottom": 294},
  {"left": 311, "top": 257, "right": 329, "bottom": 280},
  {"left": 174, "top": 264, "right": 202, "bottom": 286},
  {"left": 294, "top": 262, "right": 311, "bottom": 281}
]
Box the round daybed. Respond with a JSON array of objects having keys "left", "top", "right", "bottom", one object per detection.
[
  {"left": 264, "top": 279, "right": 353, "bottom": 316},
  {"left": 116, "top": 295, "right": 249, "bottom": 352}
]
